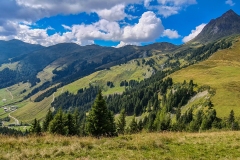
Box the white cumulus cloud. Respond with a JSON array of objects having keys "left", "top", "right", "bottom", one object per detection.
[
  {"left": 0, "top": 0, "right": 197, "bottom": 46},
  {"left": 0, "top": 11, "right": 164, "bottom": 47},
  {"left": 147, "top": 0, "right": 197, "bottom": 17},
  {"left": 182, "top": 23, "right": 206, "bottom": 43},
  {"left": 122, "top": 11, "right": 164, "bottom": 42},
  {"left": 162, "top": 29, "right": 181, "bottom": 39},
  {"left": 157, "top": 0, "right": 197, "bottom": 6},
  {"left": 96, "top": 4, "right": 126, "bottom": 21},
  {"left": 225, "top": 0, "right": 235, "bottom": 6},
  {"left": 156, "top": 6, "right": 180, "bottom": 17},
  {"left": 144, "top": 0, "right": 153, "bottom": 7},
  {"left": 115, "top": 41, "right": 140, "bottom": 48}
]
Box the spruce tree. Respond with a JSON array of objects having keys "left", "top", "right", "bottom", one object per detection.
[
  {"left": 137, "top": 119, "right": 144, "bottom": 131},
  {"left": 30, "top": 118, "right": 41, "bottom": 135},
  {"left": 66, "top": 113, "right": 76, "bottom": 135},
  {"left": 107, "top": 111, "right": 117, "bottom": 136},
  {"left": 129, "top": 116, "right": 138, "bottom": 134},
  {"left": 49, "top": 108, "right": 67, "bottom": 135},
  {"left": 228, "top": 110, "right": 235, "bottom": 124},
  {"left": 73, "top": 109, "right": 81, "bottom": 135},
  {"left": 86, "top": 90, "right": 116, "bottom": 137},
  {"left": 42, "top": 109, "right": 53, "bottom": 132},
  {"left": 117, "top": 109, "right": 126, "bottom": 134}
]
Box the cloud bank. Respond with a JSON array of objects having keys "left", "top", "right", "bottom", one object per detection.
[{"left": 0, "top": 0, "right": 196, "bottom": 46}]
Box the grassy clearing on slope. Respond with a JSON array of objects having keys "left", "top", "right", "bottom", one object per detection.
[
  {"left": 0, "top": 62, "right": 18, "bottom": 71},
  {"left": 65, "top": 56, "right": 168, "bottom": 95},
  {"left": 37, "top": 65, "right": 56, "bottom": 82},
  {"left": 0, "top": 131, "right": 240, "bottom": 159},
  {"left": 171, "top": 37, "right": 240, "bottom": 117}
]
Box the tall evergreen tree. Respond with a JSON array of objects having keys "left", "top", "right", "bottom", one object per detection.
[
  {"left": 228, "top": 110, "right": 235, "bottom": 124},
  {"left": 129, "top": 116, "right": 138, "bottom": 134},
  {"left": 86, "top": 90, "right": 116, "bottom": 137},
  {"left": 66, "top": 113, "right": 76, "bottom": 135},
  {"left": 30, "top": 118, "right": 41, "bottom": 135},
  {"left": 117, "top": 109, "right": 126, "bottom": 134},
  {"left": 73, "top": 109, "right": 81, "bottom": 135},
  {"left": 42, "top": 109, "right": 53, "bottom": 132},
  {"left": 49, "top": 108, "right": 67, "bottom": 135},
  {"left": 107, "top": 111, "right": 117, "bottom": 136}
]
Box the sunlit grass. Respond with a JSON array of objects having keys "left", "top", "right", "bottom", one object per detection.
[{"left": 0, "top": 131, "right": 240, "bottom": 159}]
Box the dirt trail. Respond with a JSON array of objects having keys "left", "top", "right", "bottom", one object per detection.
[
  {"left": 6, "top": 88, "right": 13, "bottom": 100},
  {"left": 9, "top": 110, "right": 19, "bottom": 125},
  {"left": 52, "top": 92, "right": 55, "bottom": 103}
]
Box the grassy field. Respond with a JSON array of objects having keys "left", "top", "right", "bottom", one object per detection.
[
  {"left": 170, "top": 37, "right": 240, "bottom": 117},
  {"left": 0, "top": 131, "right": 240, "bottom": 159}
]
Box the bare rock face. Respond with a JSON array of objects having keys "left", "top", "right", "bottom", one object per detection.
[{"left": 193, "top": 9, "right": 240, "bottom": 43}]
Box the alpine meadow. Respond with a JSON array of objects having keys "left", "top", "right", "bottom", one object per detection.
[{"left": 1, "top": 1, "right": 240, "bottom": 159}]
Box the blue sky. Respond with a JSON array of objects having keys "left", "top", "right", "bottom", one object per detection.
[{"left": 0, "top": 0, "right": 239, "bottom": 47}]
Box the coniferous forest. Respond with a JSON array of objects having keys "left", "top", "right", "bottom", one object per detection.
[{"left": 28, "top": 76, "right": 239, "bottom": 137}]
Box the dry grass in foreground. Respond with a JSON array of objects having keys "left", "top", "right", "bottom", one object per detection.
[{"left": 0, "top": 131, "right": 240, "bottom": 159}]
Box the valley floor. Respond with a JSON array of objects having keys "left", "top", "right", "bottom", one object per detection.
[{"left": 0, "top": 131, "right": 240, "bottom": 159}]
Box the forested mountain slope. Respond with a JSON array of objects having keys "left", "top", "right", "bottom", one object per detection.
[{"left": 171, "top": 36, "right": 240, "bottom": 117}]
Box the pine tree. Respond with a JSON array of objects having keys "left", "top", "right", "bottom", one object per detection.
[
  {"left": 228, "top": 110, "right": 235, "bottom": 124},
  {"left": 117, "top": 109, "right": 126, "bottom": 134},
  {"left": 228, "top": 110, "right": 235, "bottom": 130},
  {"left": 42, "top": 109, "right": 53, "bottom": 132},
  {"left": 86, "top": 90, "right": 116, "bottom": 137},
  {"left": 49, "top": 108, "right": 67, "bottom": 135},
  {"left": 137, "top": 119, "right": 144, "bottom": 131},
  {"left": 73, "top": 109, "right": 81, "bottom": 135},
  {"left": 176, "top": 107, "right": 181, "bottom": 121},
  {"left": 107, "top": 111, "right": 117, "bottom": 136},
  {"left": 66, "top": 113, "right": 76, "bottom": 135},
  {"left": 129, "top": 116, "right": 138, "bottom": 134},
  {"left": 30, "top": 118, "right": 41, "bottom": 135}
]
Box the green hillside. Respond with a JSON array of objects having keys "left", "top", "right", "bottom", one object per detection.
[
  {"left": 171, "top": 36, "right": 240, "bottom": 117},
  {"left": 65, "top": 55, "right": 168, "bottom": 95},
  {"left": 9, "top": 55, "right": 168, "bottom": 123},
  {"left": 9, "top": 36, "right": 236, "bottom": 123}
]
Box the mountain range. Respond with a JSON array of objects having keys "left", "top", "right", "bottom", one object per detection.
[{"left": 0, "top": 9, "right": 240, "bottom": 124}]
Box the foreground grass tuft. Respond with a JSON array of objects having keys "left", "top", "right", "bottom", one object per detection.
[{"left": 0, "top": 131, "right": 240, "bottom": 159}]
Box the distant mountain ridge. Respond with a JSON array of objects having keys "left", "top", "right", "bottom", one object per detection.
[
  {"left": 0, "top": 9, "right": 240, "bottom": 91},
  {"left": 0, "top": 40, "right": 177, "bottom": 89},
  {"left": 194, "top": 9, "right": 240, "bottom": 43},
  {"left": 0, "top": 39, "right": 44, "bottom": 64}
]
